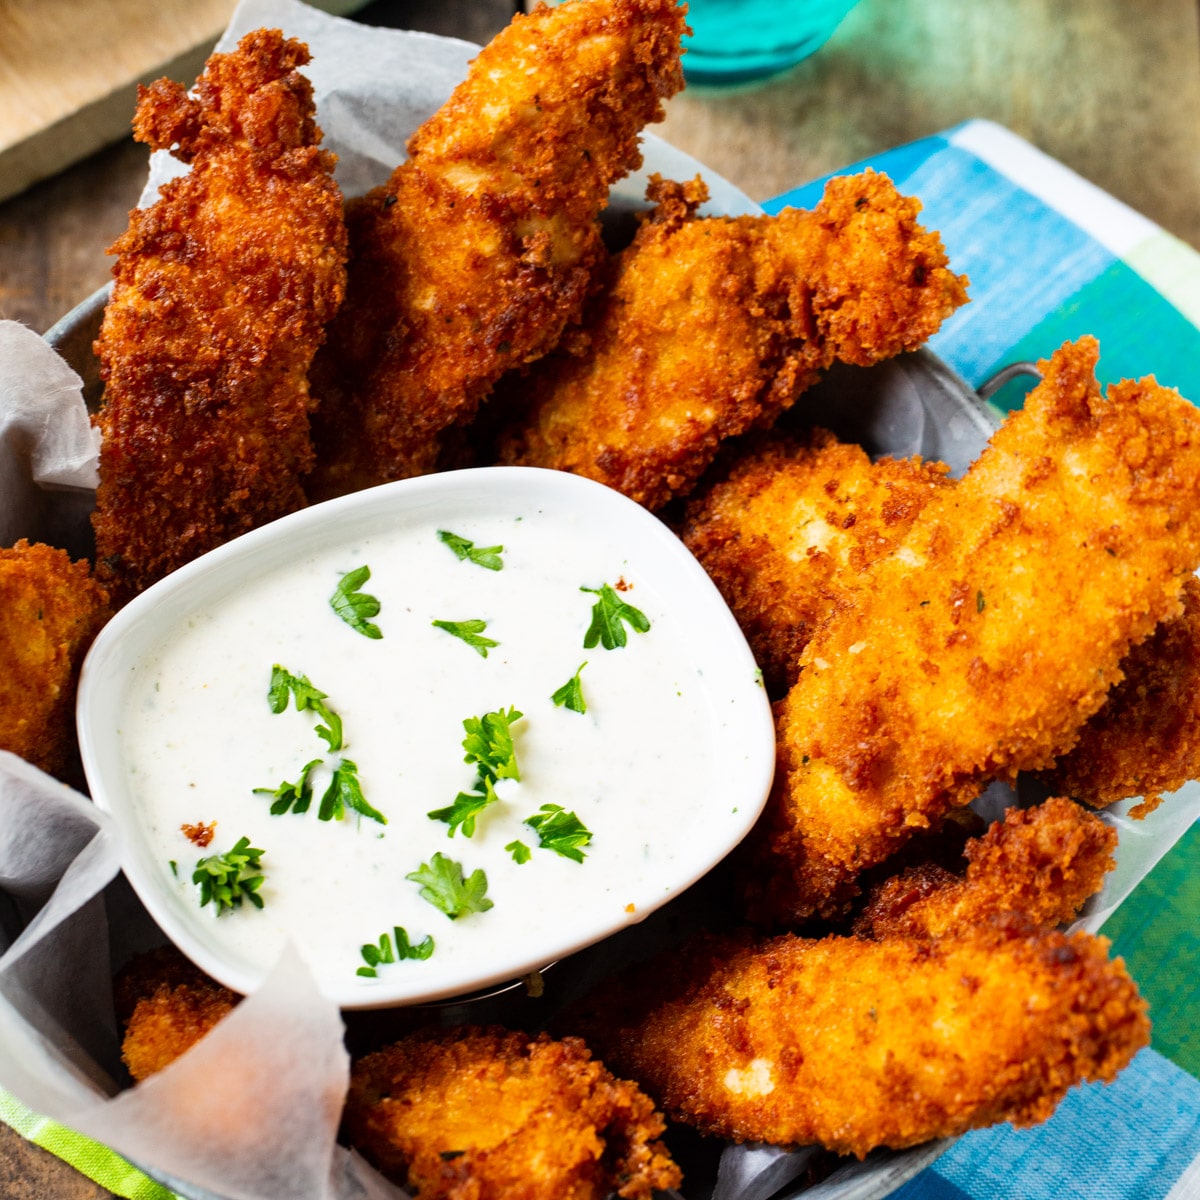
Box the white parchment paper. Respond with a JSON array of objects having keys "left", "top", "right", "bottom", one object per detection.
[{"left": 0, "top": 2, "right": 1196, "bottom": 1199}]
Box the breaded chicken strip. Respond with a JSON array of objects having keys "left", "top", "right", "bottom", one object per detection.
[
  {"left": 682, "top": 430, "right": 952, "bottom": 695},
  {"left": 566, "top": 922, "right": 1148, "bottom": 1158},
  {"left": 344, "top": 1027, "right": 680, "bottom": 1200},
  {"left": 1038, "top": 575, "right": 1200, "bottom": 815},
  {"left": 499, "top": 171, "right": 967, "bottom": 510},
  {"left": 115, "top": 947, "right": 240, "bottom": 1082},
  {"left": 743, "top": 339, "right": 1200, "bottom": 925},
  {"left": 852, "top": 797, "right": 1116, "bottom": 939},
  {"left": 92, "top": 30, "right": 347, "bottom": 604},
  {"left": 0, "top": 540, "right": 110, "bottom": 777},
  {"left": 308, "top": 0, "right": 686, "bottom": 499}
]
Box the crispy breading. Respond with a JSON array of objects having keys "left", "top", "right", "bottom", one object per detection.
[
  {"left": 565, "top": 922, "right": 1148, "bottom": 1158},
  {"left": 115, "top": 947, "right": 240, "bottom": 1083},
  {"left": 1038, "top": 574, "right": 1200, "bottom": 815},
  {"left": 682, "top": 430, "right": 952, "bottom": 695},
  {"left": 742, "top": 338, "right": 1200, "bottom": 925},
  {"left": 498, "top": 170, "right": 968, "bottom": 510},
  {"left": 344, "top": 1027, "right": 680, "bottom": 1200},
  {"left": 307, "top": 0, "right": 686, "bottom": 499},
  {"left": 852, "top": 797, "right": 1116, "bottom": 939},
  {"left": 0, "top": 540, "right": 110, "bottom": 777},
  {"left": 91, "top": 29, "right": 347, "bottom": 604}
]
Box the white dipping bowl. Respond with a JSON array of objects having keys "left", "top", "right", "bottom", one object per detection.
[{"left": 77, "top": 466, "right": 775, "bottom": 1009}]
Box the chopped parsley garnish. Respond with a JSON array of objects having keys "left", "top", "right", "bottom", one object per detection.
[
  {"left": 268, "top": 665, "right": 343, "bottom": 751},
  {"left": 551, "top": 662, "right": 588, "bottom": 714},
  {"left": 580, "top": 584, "right": 650, "bottom": 650},
  {"left": 430, "top": 708, "right": 523, "bottom": 838},
  {"left": 330, "top": 565, "right": 383, "bottom": 639},
  {"left": 462, "top": 707, "right": 523, "bottom": 782},
  {"left": 254, "top": 758, "right": 321, "bottom": 815},
  {"left": 193, "top": 836, "right": 266, "bottom": 914},
  {"left": 357, "top": 925, "right": 435, "bottom": 977},
  {"left": 319, "top": 758, "right": 387, "bottom": 825},
  {"left": 524, "top": 803, "right": 593, "bottom": 863},
  {"left": 438, "top": 530, "right": 504, "bottom": 571},
  {"left": 976, "top": 589, "right": 986, "bottom": 613},
  {"left": 506, "top": 839, "right": 532, "bottom": 864},
  {"left": 432, "top": 618, "right": 498, "bottom": 658},
  {"left": 428, "top": 776, "right": 500, "bottom": 838},
  {"left": 406, "top": 852, "right": 494, "bottom": 920}
]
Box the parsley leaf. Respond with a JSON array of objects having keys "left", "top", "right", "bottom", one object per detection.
[
  {"left": 462, "top": 707, "right": 522, "bottom": 783},
  {"left": 506, "top": 839, "right": 531, "bottom": 864},
  {"left": 267, "top": 665, "right": 343, "bottom": 751},
  {"left": 254, "top": 757, "right": 322, "bottom": 815},
  {"left": 432, "top": 618, "right": 498, "bottom": 658},
  {"left": 193, "top": 836, "right": 266, "bottom": 913},
  {"left": 319, "top": 758, "right": 387, "bottom": 825},
  {"left": 330, "top": 565, "right": 383, "bottom": 639},
  {"left": 580, "top": 584, "right": 650, "bottom": 650},
  {"left": 524, "top": 804, "right": 593, "bottom": 863},
  {"left": 357, "top": 925, "right": 435, "bottom": 977},
  {"left": 428, "top": 776, "right": 500, "bottom": 838},
  {"left": 438, "top": 530, "right": 504, "bottom": 571},
  {"left": 551, "top": 662, "right": 588, "bottom": 714},
  {"left": 406, "top": 852, "right": 494, "bottom": 920}
]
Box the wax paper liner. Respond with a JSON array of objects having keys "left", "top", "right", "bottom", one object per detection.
[{"left": 1, "top": 1, "right": 1197, "bottom": 1198}]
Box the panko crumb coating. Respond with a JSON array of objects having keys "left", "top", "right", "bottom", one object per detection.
[
  {"left": 500, "top": 170, "right": 968, "bottom": 511},
  {"left": 308, "top": 0, "right": 686, "bottom": 498},
  {"left": 853, "top": 796, "right": 1117, "bottom": 940},
  {"left": 92, "top": 29, "right": 347, "bottom": 604},
  {"left": 566, "top": 923, "right": 1148, "bottom": 1159},
  {"left": 744, "top": 338, "right": 1200, "bottom": 926},
  {"left": 115, "top": 947, "right": 240, "bottom": 1083},
  {"left": 0, "top": 540, "right": 111, "bottom": 777},
  {"left": 1038, "top": 574, "right": 1200, "bottom": 815},
  {"left": 344, "top": 1027, "right": 681, "bottom": 1200},
  {"left": 682, "top": 430, "right": 952, "bottom": 696}
]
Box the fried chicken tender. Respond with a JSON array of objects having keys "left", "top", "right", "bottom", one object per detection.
[
  {"left": 344, "top": 1027, "right": 680, "bottom": 1200},
  {"left": 0, "top": 540, "right": 110, "bottom": 777},
  {"left": 308, "top": 0, "right": 686, "bottom": 499},
  {"left": 499, "top": 170, "right": 968, "bottom": 510},
  {"left": 682, "top": 430, "right": 952, "bottom": 695},
  {"left": 1038, "top": 575, "right": 1200, "bottom": 815},
  {"left": 566, "top": 922, "right": 1148, "bottom": 1158},
  {"left": 92, "top": 29, "right": 347, "bottom": 604},
  {"left": 743, "top": 338, "right": 1200, "bottom": 925},
  {"left": 852, "top": 797, "right": 1116, "bottom": 939},
  {"left": 114, "top": 947, "right": 240, "bottom": 1083}
]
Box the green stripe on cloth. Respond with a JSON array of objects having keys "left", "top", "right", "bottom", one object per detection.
[
  {"left": 1102, "top": 819, "right": 1200, "bottom": 1080},
  {"left": 981, "top": 259, "right": 1200, "bottom": 412},
  {"left": 0, "top": 1089, "right": 182, "bottom": 1200}
]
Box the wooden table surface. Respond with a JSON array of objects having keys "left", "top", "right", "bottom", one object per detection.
[{"left": 2, "top": 0, "right": 1198, "bottom": 1195}]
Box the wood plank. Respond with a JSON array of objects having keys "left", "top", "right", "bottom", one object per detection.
[{"left": 0, "top": 0, "right": 369, "bottom": 204}]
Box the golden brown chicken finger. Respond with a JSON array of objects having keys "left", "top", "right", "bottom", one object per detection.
[
  {"left": 852, "top": 796, "right": 1116, "bottom": 939},
  {"left": 1038, "top": 574, "right": 1200, "bottom": 815},
  {"left": 743, "top": 338, "right": 1200, "bottom": 926},
  {"left": 499, "top": 170, "right": 968, "bottom": 510},
  {"left": 682, "top": 430, "right": 952, "bottom": 695},
  {"left": 308, "top": 0, "right": 686, "bottom": 498},
  {"left": 92, "top": 30, "right": 347, "bottom": 603},
  {"left": 567, "top": 923, "right": 1148, "bottom": 1158},
  {"left": 115, "top": 947, "right": 240, "bottom": 1083},
  {"left": 344, "top": 1027, "right": 680, "bottom": 1200},
  {"left": 0, "top": 540, "right": 110, "bottom": 777}
]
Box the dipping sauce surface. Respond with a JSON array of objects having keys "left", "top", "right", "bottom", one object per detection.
[{"left": 91, "top": 471, "right": 773, "bottom": 1005}]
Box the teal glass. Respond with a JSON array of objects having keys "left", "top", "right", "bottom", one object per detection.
[{"left": 681, "top": 0, "right": 860, "bottom": 84}]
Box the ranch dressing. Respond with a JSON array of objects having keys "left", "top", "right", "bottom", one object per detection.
[{"left": 117, "top": 498, "right": 751, "bottom": 1002}]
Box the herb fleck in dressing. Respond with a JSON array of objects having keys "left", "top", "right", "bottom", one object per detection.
[{"left": 121, "top": 505, "right": 723, "bottom": 998}]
